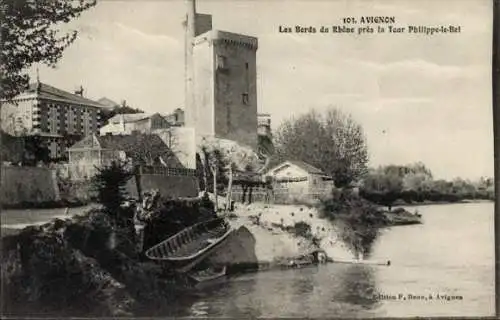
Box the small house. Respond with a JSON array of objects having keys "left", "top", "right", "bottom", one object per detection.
[{"left": 265, "top": 160, "right": 334, "bottom": 195}]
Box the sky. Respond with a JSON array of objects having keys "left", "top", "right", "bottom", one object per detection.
[{"left": 31, "top": 0, "right": 494, "bottom": 180}]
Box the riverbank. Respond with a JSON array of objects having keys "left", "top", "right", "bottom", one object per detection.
[
  {"left": 218, "top": 202, "right": 365, "bottom": 263},
  {"left": 392, "top": 198, "right": 493, "bottom": 207}
]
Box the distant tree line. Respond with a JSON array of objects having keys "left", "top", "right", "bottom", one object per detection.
[{"left": 359, "top": 163, "right": 494, "bottom": 208}]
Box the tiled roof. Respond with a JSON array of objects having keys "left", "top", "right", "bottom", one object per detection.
[
  {"left": 287, "top": 160, "right": 325, "bottom": 175},
  {"left": 26, "top": 82, "right": 103, "bottom": 108},
  {"left": 269, "top": 160, "right": 326, "bottom": 176}
]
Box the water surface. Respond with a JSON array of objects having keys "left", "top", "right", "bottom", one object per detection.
[{"left": 165, "top": 202, "right": 495, "bottom": 318}]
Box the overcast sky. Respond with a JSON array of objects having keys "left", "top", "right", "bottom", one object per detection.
[{"left": 31, "top": 0, "right": 494, "bottom": 180}]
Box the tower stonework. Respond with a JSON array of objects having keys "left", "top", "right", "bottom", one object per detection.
[{"left": 184, "top": 0, "right": 258, "bottom": 150}]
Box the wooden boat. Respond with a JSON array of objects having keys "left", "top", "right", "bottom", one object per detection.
[
  {"left": 145, "top": 218, "right": 233, "bottom": 273},
  {"left": 188, "top": 266, "right": 227, "bottom": 284}
]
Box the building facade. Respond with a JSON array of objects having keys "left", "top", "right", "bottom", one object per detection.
[
  {"left": 1, "top": 82, "right": 102, "bottom": 159},
  {"left": 185, "top": 1, "right": 259, "bottom": 150},
  {"left": 99, "top": 113, "right": 171, "bottom": 135}
]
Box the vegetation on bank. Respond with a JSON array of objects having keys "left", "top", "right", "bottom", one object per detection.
[
  {"left": 317, "top": 189, "right": 387, "bottom": 258},
  {"left": 360, "top": 163, "right": 494, "bottom": 208}
]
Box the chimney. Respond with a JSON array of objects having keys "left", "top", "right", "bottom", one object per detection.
[{"left": 74, "top": 85, "right": 84, "bottom": 96}]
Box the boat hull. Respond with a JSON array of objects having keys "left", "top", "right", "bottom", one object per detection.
[{"left": 145, "top": 218, "right": 233, "bottom": 273}]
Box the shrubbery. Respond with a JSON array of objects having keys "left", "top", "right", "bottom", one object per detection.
[{"left": 318, "top": 189, "right": 387, "bottom": 258}]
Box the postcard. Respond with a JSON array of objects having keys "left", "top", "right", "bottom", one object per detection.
[{"left": 0, "top": 0, "right": 496, "bottom": 318}]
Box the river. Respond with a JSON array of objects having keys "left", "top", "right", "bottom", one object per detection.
[
  {"left": 2, "top": 202, "right": 494, "bottom": 317},
  {"left": 162, "top": 202, "right": 495, "bottom": 318}
]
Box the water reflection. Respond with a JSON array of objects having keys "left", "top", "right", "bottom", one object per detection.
[
  {"left": 334, "top": 264, "right": 379, "bottom": 310},
  {"left": 174, "top": 263, "right": 379, "bottom": 318}
]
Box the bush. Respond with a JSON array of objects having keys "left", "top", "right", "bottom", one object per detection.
[{"left": 319, "top": 188, "right": 386, "bottom": 257}]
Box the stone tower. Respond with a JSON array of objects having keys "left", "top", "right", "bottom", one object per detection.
[{"left": 184, "top": 0, "right": 258, "bottom": 150}]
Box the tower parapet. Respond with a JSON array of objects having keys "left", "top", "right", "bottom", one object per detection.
[{"left": 194, "top": 30, "right": 258, "bottom": 50}]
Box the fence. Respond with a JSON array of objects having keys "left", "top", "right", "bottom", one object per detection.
[
  {"left": 229, "top": 185, "right": 333, "bottom": 205},
  {"left": 57, "top": 163, "right": 198, "bottom": 181},
  {"left": 139, "top": 166, "right": 197, "bottom": 177}
]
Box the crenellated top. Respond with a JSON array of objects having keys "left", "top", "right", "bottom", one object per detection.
[{"left": 194, "top": 29, "right": 258, "bottom": 50}]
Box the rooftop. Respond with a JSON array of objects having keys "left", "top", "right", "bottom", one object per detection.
[
  {"left": 269, "top": 160, "right": 327, "bottom": 176},
  {"left": 107, "top": 113, "right": 157, "bottom": 124},
  {"left": 16, "top": 82, "right": 104, "bottom": 108}
]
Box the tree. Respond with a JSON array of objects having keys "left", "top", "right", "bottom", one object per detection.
[
  {"left": 0, "top": 0, "right": 96, "bottom": 208},
  {"left": 91, "top": 160, "right": 134, "bottom": 227},
  {"left": 1, "top": 0, "right": 97, "bottom": 100},
  {"left": 273, "top": 107, "right": 369, "bottom": 188}
]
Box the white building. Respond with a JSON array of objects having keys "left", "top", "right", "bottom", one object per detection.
[
  {"left": 265, "top": 160, "right": 334, "bottom": 195},
  {"left": 99, "top": 113, "right": 170, "bottom": 135}
]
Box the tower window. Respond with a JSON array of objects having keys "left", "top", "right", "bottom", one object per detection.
[
  {"left": 242, "top": 93, "right": 249, "bottom": 105},
  {"left": 245, "top": 62, "right": 249, "bottom": 69},
  {"left": 217, "top": 55, "right": 228, "bottom": 70}
]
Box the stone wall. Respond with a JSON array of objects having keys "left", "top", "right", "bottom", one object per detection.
[{"left": 1, "top": 166, "right": 60, "bottom": 205}]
